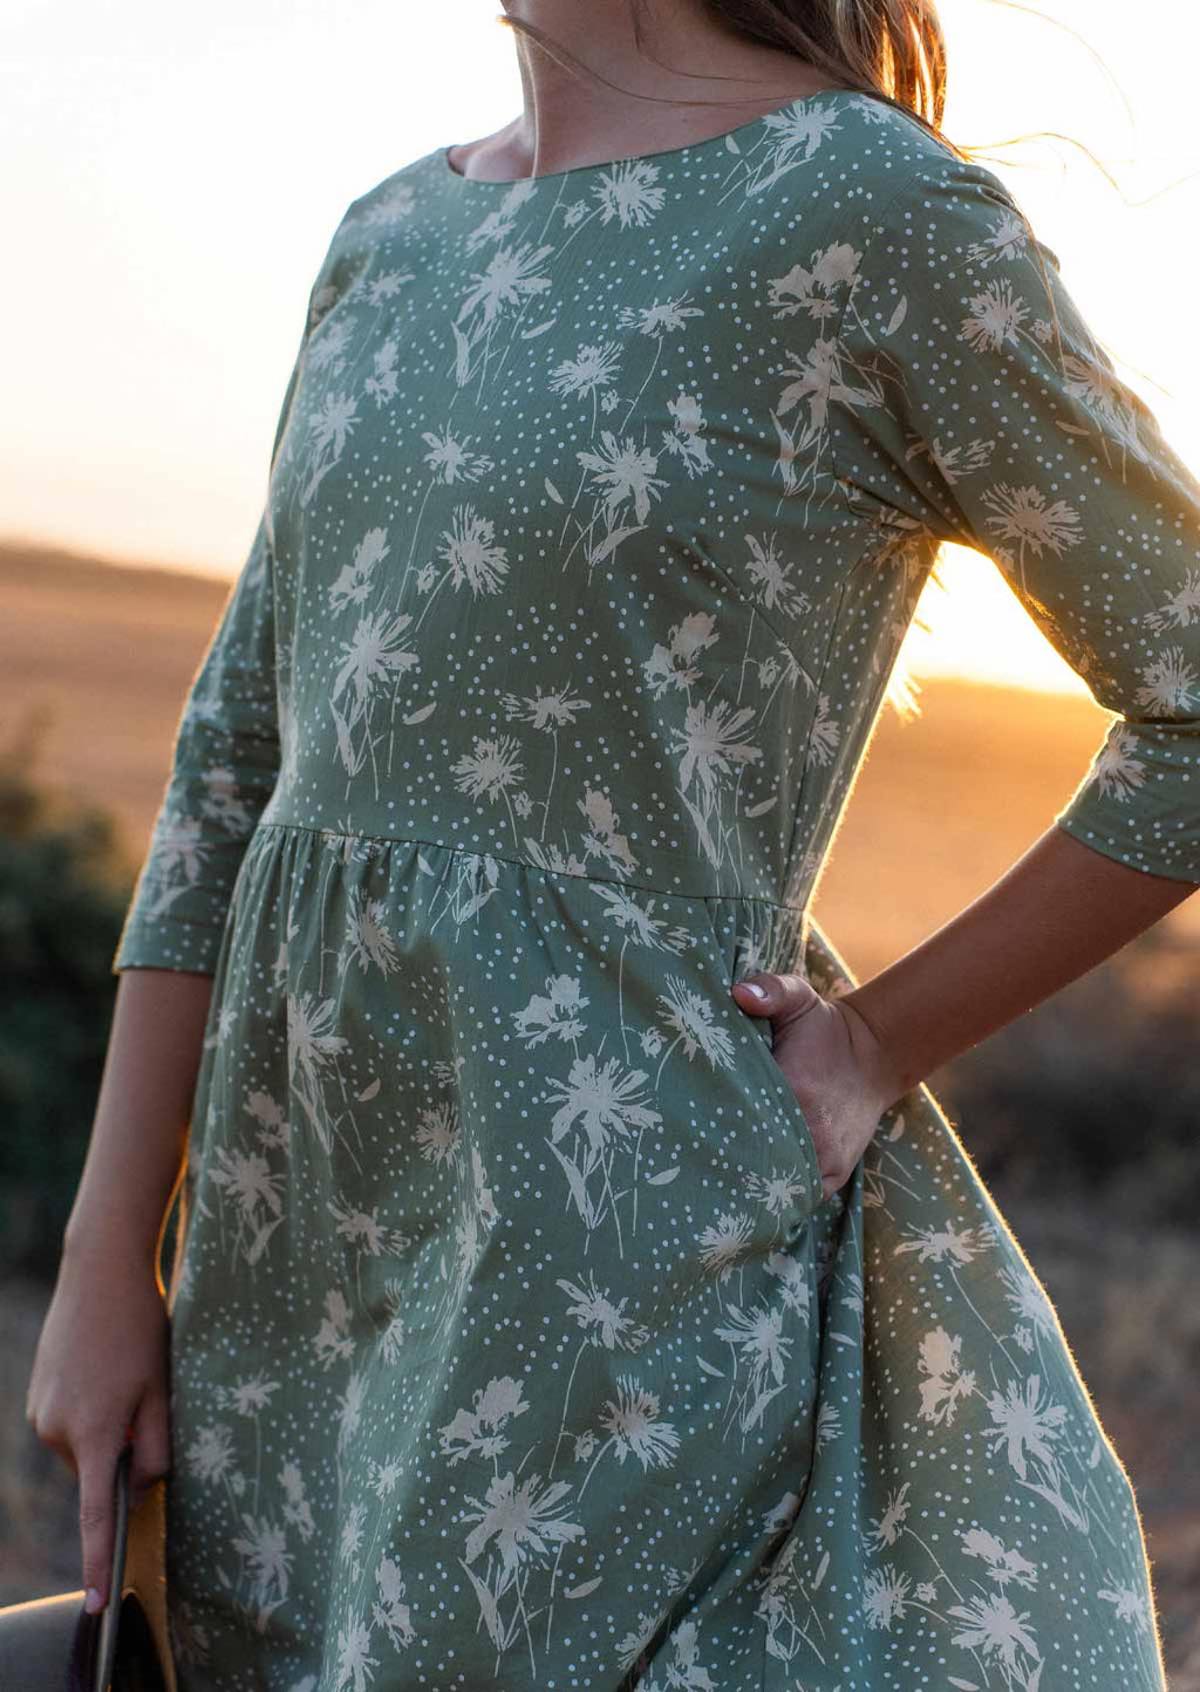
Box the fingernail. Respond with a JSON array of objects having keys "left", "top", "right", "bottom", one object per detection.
[
  {"left": 85, "top": 1587, "right": 104, "bottom": 1614},
  {"left": 739, "top": 981, "right": 768, "bottom": 1000}
]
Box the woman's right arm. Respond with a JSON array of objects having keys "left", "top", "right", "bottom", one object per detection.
[
  {"left": 25, "top": 965, "right": 213, "bottom": 1615},
  {"left": 62, "top": 966, "right": 213, "bottom": 1261},
  {"left": 26, "top": 190, "right": 355, "bottom": 1614}
]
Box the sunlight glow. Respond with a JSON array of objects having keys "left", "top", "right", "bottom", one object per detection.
[{"left": 3, "top": 0, "right": 1199, "bottom": 695}]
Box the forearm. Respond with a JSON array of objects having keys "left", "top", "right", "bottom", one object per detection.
[
  {"left": 62, "top": 967, "right": 214, "bottom": 1270},
  {"left": 841, "top": 822, "right": 1198, "bottom": 1107}
]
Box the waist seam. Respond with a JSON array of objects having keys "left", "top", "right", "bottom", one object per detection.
[{"left": 249, "top": 818, "right": 808, "bottom": 916}]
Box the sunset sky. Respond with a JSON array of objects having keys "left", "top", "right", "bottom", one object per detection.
[{"left": 4, "top": 0, "right": 1200, "bottom": 694}]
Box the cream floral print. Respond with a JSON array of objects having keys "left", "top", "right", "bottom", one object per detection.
[{"left": 111, "top": 87, "right": 1197, "bottom": 1690}]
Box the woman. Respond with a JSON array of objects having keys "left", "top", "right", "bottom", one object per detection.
[{"left": 27, "top": 0, "right": 1197, "bottom": 1686}]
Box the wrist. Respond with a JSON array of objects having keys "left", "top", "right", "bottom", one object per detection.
[
  {"left": 837, "top": 988, "right": 914, "bottom": 1111},
  {"left": 62, "top": 1205, "right": 164, "bottom": 1274}
]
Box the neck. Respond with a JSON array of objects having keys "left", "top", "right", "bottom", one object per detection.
[{"left": 492, "top": 0, "right": 838, "bottom": 178}]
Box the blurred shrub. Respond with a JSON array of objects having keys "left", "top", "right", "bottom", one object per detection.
[
  {"left": 0, "top": 706, "right": 133, "bottom": 1279},
  {"left": 933, "top": 916, "right": 1200, "bottom": 1224}
]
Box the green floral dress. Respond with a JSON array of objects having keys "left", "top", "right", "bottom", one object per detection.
[{"left": 113, "top": 87, "right": 1197, "bottom": 1691}]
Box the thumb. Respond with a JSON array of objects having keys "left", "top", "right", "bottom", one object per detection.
[{"left": 731, "top": 970, "right": 820, "bottom": 1020}]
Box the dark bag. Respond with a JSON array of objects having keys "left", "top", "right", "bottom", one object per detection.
[{"left": 0, "top": 1443, "right": 176, "bottom": 1691}]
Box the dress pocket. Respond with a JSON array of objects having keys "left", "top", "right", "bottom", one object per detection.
[{"left": 697, "top": 897, "right": 825, "bottom": 1215}]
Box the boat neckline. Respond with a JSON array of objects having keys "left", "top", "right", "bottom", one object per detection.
[{"left": 441, "top": 85, "right": 866, "bottom": 186}]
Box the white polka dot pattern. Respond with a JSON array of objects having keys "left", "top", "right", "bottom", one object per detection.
[{"left": 111, "top": 89, "right": 1180, "bottom": 1689}]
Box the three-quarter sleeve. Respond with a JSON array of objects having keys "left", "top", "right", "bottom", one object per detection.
[
  {"left": 111, "top": 509, "right": 282, "bottom": 974},
  {"left": 112, "top": 242, "right": 338, "bottom": 975},
  {"left": 827, "top": 148, "right": 1200, "bottom": 884}
]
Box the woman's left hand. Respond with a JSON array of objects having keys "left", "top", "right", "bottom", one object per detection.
[{"left": 731, "top": 972, "right": 903, "bottom": 1202}]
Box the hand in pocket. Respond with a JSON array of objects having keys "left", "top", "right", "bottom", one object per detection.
[{"left": 731, "top": 971, "right": 902, "bottom": 1201}]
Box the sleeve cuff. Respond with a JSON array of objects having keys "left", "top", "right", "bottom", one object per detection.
[
  {"left": 1052, "top": 717, "right": 1200, "bottom": 884},
  {"left": 111, "top": 913, "right": 227, "bottom": 976}
]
